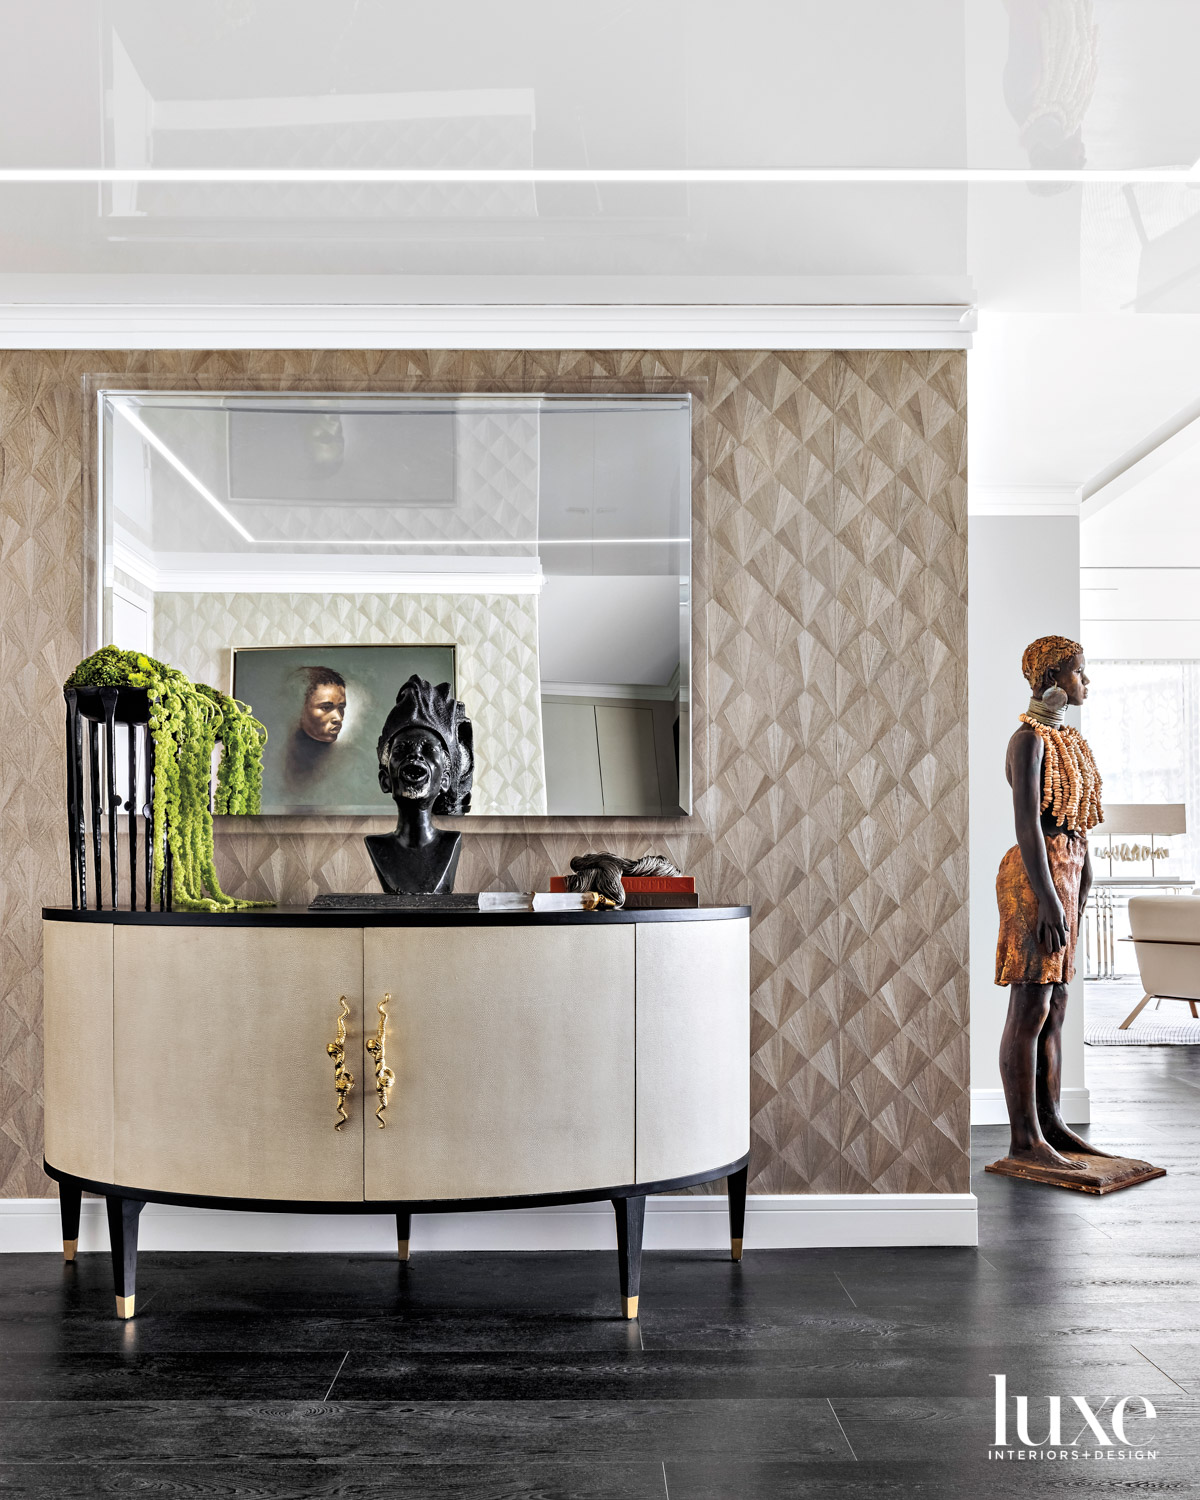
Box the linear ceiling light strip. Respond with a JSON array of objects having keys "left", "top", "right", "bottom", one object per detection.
[{"left": 0, "top": 167, "right": 1197, "bottom": 185}]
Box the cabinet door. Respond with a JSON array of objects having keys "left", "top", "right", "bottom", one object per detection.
[
  {"left": 114, "top": 925, "right": 364, "bottom": 1201},
  {"left": 542, "top": 701, "right": 605, "bottom": 814},
  {"left": 595, "top": 705, "right": 662, "bottom": 814},
  {"left": 364, "top": 925, "right": 635, "bottom": 1201}
]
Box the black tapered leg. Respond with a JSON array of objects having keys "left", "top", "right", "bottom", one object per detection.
[
  {"left": 126, "top": 723, "right": 137, "bottom": 910},
  {"left": 397, "top": 1210, "right": 411, "bottom": 1262},
  {"left": 88, "top": 720, "right": 103, "bottom": 909},
  {"left": 66, "top": 691, "right": 87, "bottom": 909},
  {"left": 58, "top": 1178, "right": 82, "bottom": 1262},
  {"left": 727, "top": 1162, "right": 748, "bottom": 1262},
  {"left": 100, "top": 686, "right": 119, "bottom": 910},
  {"left": 105, "top": 1196, "right": 144, "bottom": 1319},
  {"left": 64, "top": 693, "right": 80, "bottom": 909},
  {"left": 143, "top": 727, "right": 153, "bottom": 911},
  {"left": 611, "top": 1195, "right": 645, "bottom": 1319}
]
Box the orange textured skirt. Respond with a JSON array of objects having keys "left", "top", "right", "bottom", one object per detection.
[{"left": 995, "top": 832, "right": 1087, "bottom": 986}]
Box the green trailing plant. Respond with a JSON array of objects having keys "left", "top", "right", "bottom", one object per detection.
[
  {"left": 197, "top": 684, "right": 267, "bottom": 815},
  {"left": 65, "top": 646, "right": 271, "bottom": 912}
]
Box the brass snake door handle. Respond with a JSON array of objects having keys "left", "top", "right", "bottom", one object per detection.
[
  {"left": 327, "top": 995, "right": 354, "bottom": 1130},
  {"left": 365, "top": 993, "right": 395, "bottom": 1127}
]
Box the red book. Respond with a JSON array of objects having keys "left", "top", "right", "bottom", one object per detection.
[
  {"left": 623, "top": 876, "right": 695, "bottom": 892},
  {"left": 549, "top": 875, "right": 695, "bottom": 893}
]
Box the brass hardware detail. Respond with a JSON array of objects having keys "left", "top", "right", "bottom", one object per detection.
[
  {"left": 63, "top": 1238, "right": 78, "bottom": 1262},
  {"left": 327, "top": 994, "right": 355, "bottom": 1130},
  {"left": 116, "top": 1294, "right": 135, "bottom": 1319},
  {"left": 622, "top": 1295, "right": 639, "bottom": 1320},
  {"left": 398, "top": 1237, "right": 410, "bottom": 1262},
  {"left": 366, "top": 993, "right": 395, "bottom": 1128},
  {"left": 730, "top": 1237, "right": 743, "bottom": 1263}
]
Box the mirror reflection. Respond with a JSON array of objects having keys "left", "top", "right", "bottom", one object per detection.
[{"left": 99, "top": 392, "right": 692, "bottom": 817}]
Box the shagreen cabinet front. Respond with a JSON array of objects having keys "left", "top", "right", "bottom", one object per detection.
[
  {"left": 112, "top": 925, "right": 366, "bottom": 1200},
  {"left": 362, "top": 924, "right": 635, "bottom": 1200}
]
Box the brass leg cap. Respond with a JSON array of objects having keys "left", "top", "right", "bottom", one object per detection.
[
  {"left": 398, "top": 1238, "right": 410, "bottom": 1262},
  {"left": 115, "top": 1294, "right": 135, "bottom": 1320},
  {"left": 731, "top": 1237, "right": 743, "bottom": 1262},
  {"left": 622, "top": 1295, "right": 639, "bottom": 1320},
  {"left": 62, "top": 1239, "right": 78, "bottom": 1262}
]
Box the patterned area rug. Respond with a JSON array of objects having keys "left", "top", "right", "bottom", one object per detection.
[
  {"left": 1085, "top": 979, "right": 1200, "bottom": 1044},
  {"left": 1086, "top": 1021, "right": 1200, "bottom": 1045}
]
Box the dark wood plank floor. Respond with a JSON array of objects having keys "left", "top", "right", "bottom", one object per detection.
[{"left": 2, "top": 1042, "right": 1197, "bottom": 1497}]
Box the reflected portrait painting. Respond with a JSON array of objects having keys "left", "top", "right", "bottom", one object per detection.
[{"left": 232, "top": 644, "right": 457, "bottom": 814}]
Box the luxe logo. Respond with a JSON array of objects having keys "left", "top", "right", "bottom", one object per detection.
[{"left": 991, "top": 1374, "right": 1157, "bottom": 1451}]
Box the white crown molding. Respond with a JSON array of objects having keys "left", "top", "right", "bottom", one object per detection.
[
  {"left": 540, "top": 681, "right": 678, "bottom": 701},
  {"left": 969, "top": 485, "right": 1081, "bottom": 517},
  {"left": 0, "top": 302, "right": 976, "bottom": 351},
  {"left": 972, "top": 1087, "right": 1089, "bottom": 1125},
  {"left": 0, "top": 1192, "right": 978, "bottom": 1253}
]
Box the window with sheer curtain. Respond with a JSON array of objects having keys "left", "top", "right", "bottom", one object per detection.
[{"left": 1082, "top": 660, "right": 1198, "bottom": 879}]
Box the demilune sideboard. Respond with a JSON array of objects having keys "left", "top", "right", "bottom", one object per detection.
[{"left": 42, "top": 905, "right": 751, "bottom": 1320}]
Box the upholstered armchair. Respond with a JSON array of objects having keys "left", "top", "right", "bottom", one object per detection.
[{"left": 1121, "top": 895, "right": 1200, "bottom": 1028}]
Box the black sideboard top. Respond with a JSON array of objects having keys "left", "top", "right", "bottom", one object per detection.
[{"left": 43, "top": 904, "right": 751, "bottom": 929}]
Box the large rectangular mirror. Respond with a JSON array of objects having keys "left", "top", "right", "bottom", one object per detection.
[{"left": 97, "top": 391, "right": 692, "bottom": 817}]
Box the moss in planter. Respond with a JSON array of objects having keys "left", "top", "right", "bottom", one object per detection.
[{"left": 66, "top": 647, "right": 271, "bottom": 911}]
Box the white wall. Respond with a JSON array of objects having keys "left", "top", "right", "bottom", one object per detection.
[{"left": 968, "top": 513, "right": 1088, "bottom": 1125}]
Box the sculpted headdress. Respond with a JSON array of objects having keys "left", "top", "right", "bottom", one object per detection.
[
  {"left": 377, "top": 674, "right": 474, "bottom": 816},
  {"left": 1021, "top": 635, "right": 1083, "bottom": 693}
]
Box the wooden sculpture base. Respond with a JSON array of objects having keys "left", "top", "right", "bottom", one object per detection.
[{"left": 985, "top": 1152, "right": 1166, "bottom": 1194}]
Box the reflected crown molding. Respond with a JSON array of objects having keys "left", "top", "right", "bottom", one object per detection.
[
  {"left": 540, "top": 680, "right": 678, "bottom": 702},
  {"left": 0, "top": 302, "right": 975, "bottom": 350}
]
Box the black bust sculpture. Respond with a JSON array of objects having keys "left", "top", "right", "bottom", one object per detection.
[{"left": 365, "top": 675, "right": 474, "bottom": 896}]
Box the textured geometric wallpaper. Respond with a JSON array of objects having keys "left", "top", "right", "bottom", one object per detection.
[
  {"left": 0, "top": 348, "right": 967, "bottom": 1199},
  {"left": 153, "top": 589, "right": 548, "bottom": 815}
]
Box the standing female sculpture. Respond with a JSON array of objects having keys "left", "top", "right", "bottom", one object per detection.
[
  {"left": 995, "top": 636, "right": 1106, "bottom": 1169},
  {"left": 992, "top": 636, "right": 1161, "bottom": 1190}
]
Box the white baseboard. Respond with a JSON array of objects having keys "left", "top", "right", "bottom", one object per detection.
[
  {"left": 0, "top": 1192, "right": 978, "bottom": 1254},
  {"left": 971, "top": 1086, "right": 1091, "bottom": 1125}
]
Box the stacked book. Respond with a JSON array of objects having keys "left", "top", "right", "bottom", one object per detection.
[{"left": 548, "top": 874, "right": 698, "bottom": 909}]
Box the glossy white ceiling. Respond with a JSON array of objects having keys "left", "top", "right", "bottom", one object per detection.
[
  {"left": 0, "top": 0, "right": 1197, "bottom": 305},
  {"left": 3, "top": 0, "right": 1200, "bottom": 513},
  {"left": 3, "top": 0, "right": 1197, "bottom": 173}
]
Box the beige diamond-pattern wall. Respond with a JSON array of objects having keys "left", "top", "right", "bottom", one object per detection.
[{"left": 0, "top": 348, "right": 968, "bottom": 1199}]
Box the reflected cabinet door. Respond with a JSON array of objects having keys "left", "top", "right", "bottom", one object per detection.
[
  {"left": 113, "top": 926, "right": 365, "bottom": 1201},
  {"left": 363, "top": 925, "right": 635, "bottom": 1201}
]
